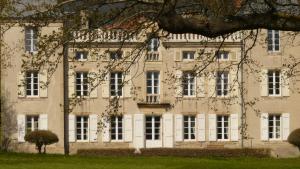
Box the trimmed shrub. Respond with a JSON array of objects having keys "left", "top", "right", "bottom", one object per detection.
[
  {"left": 77, "top": 148, "right": 270, "bottom": 158},
  {"left": 24, "top": 130, "right": 58, "bottom": 154},
  {"left": 288, "top": 128, "right": 300, "bottom": 150}
]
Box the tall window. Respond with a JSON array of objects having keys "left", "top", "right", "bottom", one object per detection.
[
  {"left": 76, "top": 72, "right": 88, "bottom": 96},
  {"left": 110, "top": 72, "right": 123, "bottom": 96},
  {"left": 26, "top": 71, "right": 39, "bottom": 96},
  {"left": 182, "top": 51, "right": 195, "bottom": 60},
  {"left": 75, "top": 51, "right": 88, "bottom": 61},
  {"left": 145, "top": 116, "right": 160, "bottom": 140},
  {"left": 26, "top": 115, "right": 39, "bottom": 133},
  {"left": 217, "top": 115, "right": 229, "bottom": 141},
  {"left": 25, "top": 27, "right": 38, "bottom": 52},
  {"left": 267, "top": 30, "right": 280, "bottom": 52},
  {"left": 76, "top": 116, "right": 89, "bottom": 141},
  {"left": 111, "top": 116, "right": 123, "bottom": 141},
  {"left": 216, "top": 51, "right": 229, "bottom": 60},
  {"left": 216, "top": 71, "right": 229, "bottom": 96},
  {"left": 268, "top": 70, "right": 280, "bottom": 96},
  {"left": 184, "top": 115, "right": 196, "bottom": 140},
  {"left": 183, "top": 72, "right": 195, "bottom": 96},
  {"left": 148, "top": 38, "right": 159, "bottom": 52},
  {"left": 110, "top": 51, "right": 122, "bottom": 60},
  {"left": 268, "top": 115, "right": 281, "bottom": 140},
  {"left": 146, "top": 72, "right": 160, "bottom": 103}
]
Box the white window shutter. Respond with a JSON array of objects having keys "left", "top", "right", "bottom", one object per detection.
[
  {"left": 208, "top": 72, "right": 216, "bottom": 97},
  {"left": 133, "top": 114, "right": 145, "bottom": 148},
  {"left": 260, "top": 69, "right": 268, "bottom": 96},
  {"left": 17, "top": 114, "right": 25, "bottom": 142},
  {"left": 17, "top": 72, "right": 25, "bottom": 97},
  {"left": 89, "top": 114, "right": 98, "bottom": 142},
  {"left": 102, "top": 117, "right": 110, "bottom": 142},
  {"left": 38, "top": 114, "right": 48, "bottom": 130},
  {"left": 281, "top": 69, "right": 290, "bottom": 97},
  {"left": 230, "top": 113, "right": 239, "bottom": 141},
  {"left": 163, "top": 113, "right": 174, "bottom": 147},
  {"left": 124, "top": 72, "right": 132, "bottom": 98},
  {"left": 124, "top": 114, "right": 133, "bottom": 142},
  {"left": 68, "top": 114, "right": 76, "bottom": 142},
  {"left": 282, "top": 113, "right": 290, "bottom": 141},
  {"left": 260, "top": 113, "right": 269, "bottom": 141},
  {"left": 175, "top": 114, "right": 183, "bottom": 142},
  {"left": 68, "top": 70, "right": 75, "bottom": 98},
  {"left": 197, "top": 113, "right": 205, "bottom": 141},
  {"left": 175, "top": 51, "right": 181, "bottom": 61},
  {"left": 89, "top": 70, "right": 98, "bottom": 98},
  {"left": 175, "top": 70, "right": 182, "bottom": 97},
  {"left": 39, "top": 70, "right": 48, "bottom": 98},
  {"left": 102, "top": 73, "right": 110, "bottom": 98},
  {"left": 229, "top": 70, "right": 239, "bottom": 98},
  {"left": 196, "top": 76, "right": 205, "bottom": 98},
  {"left": 208, "top": 114, "right": 217, "bottom": 141}
]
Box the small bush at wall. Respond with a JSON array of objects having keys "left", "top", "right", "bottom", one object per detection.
[
  {"left": 288, "top": 128, "right": 300, "bottom": 150},
  {"left": 24, "top": 130, "right": 58, "bottom": 154},
  {"left": 77, "top": 148, "right": 270, "bottom": 158}
]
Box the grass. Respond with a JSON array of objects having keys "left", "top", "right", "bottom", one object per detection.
[{"left": 0, "top": 152, "right": 300, "bottom": 169}]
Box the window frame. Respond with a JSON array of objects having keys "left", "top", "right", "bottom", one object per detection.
[
  {"left": 148, "top": 38, "right": 159, "bottom": 52},
  {"left": 25, "top": 27, "right": 38, "bottom": 53},
  {"left": 26, "top": 115, "right": 39, "bottom": 134},
  {"left": 268, "top": 70, "right": 281, "bottom": 96},
  {"left": 76, "top": 116, "right": 89, "bottom": 142},
  {"left": 75, "top": 51, "right": 88, "bottom": 61},
  {"left": 267, "top": 30, "right": 280, "bottom": 52},
  {"left": 182, "top": 51, "right": 195, "bottom": 60},
  {"left": 216, "top": 51, "right": 229, "bottom": 61},
  {"left": 182, "top": 72, "right": 196, "bottom": 97},
  {"left": 25, "top": 71, "right": 39, "bottom": 97},
  {"left": 109, "top": 50, "right": 123, "bottom": 60},
  {"left": 216, "top": 71, "right": 229, "bottom": 97},
  {"left": 145, "top": 116, "right": 161, "bottom": 141},
  {"left": 110, "top": 72, "right": 123, "bottom": 97},
  {"left": 75, "top": 72, "right": 89, "bottom": 97},
  {"left": 146, "top": 71, "right": 160, "bottom": 95},
  {"left": 217, "top": 115, "right": 229, "bottom": 141},
  {"left": 268, "top": 114, "right": 282, "bottom": 140},
  {"left": 110, "top": 116, "right": 123, "bottom": 142},
  {"left": 183, "top": 115, "right": 196, "bottom": 141}
]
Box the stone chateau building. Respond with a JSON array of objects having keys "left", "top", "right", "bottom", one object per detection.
[{"left": 1, "top": 20, "right": 300, "bottom": 156}]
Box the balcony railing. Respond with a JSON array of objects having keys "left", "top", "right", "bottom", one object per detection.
[
  {"left": 167, "top": 32, "right": 242, "bottom": 42},
  {"left": 146, "top": 52, "right": 159, "bottom": 61},
  {"left": 146, "top": 94, "right": 160, "bottom": 104}
]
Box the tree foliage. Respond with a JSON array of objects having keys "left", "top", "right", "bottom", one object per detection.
[{"left": 24, "top": 130, "right": 59, "bottom": 154}]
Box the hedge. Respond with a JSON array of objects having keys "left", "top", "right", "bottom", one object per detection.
[{"left": 77, "top": 148, "right": 270, "bottom": 158}]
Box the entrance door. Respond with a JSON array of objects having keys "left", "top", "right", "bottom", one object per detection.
[{"left": 145, "top": 116, "right": 162, "bottom": 148}]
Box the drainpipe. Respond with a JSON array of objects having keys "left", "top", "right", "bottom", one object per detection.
[{"left": 240, "top": 33, "right": 245, "bottom": 148}]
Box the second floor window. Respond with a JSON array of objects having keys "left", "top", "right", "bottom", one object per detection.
[
  {"left": 267, "top": 30, "right": 280, "bottom": 52},
  {"left": 76, "top": 72, "right": 88, "bottom": 96},
  {"left": 182, "top": 51, "right": 195, "bottom": 60},
  {"left": 148, "top": 38, "right": 159, "bottom": 52},
  {"left": 26, "top": 71, "right": 39, "bottom": 96},
  {"left": 268, "top": 70, "right": 280, "bottom": 96},
  {"left": 216, "top": 51, "right": 229, "bottom": 60},
  {"left": 111, "top": 116, "right": 123, "bottom": 141},
  {"left": 216, "top": 71, "right": 229, "bottom": 96},
  {"left": 183, "top": 72, "right": 195, "bottom": 96},
  {"left": 75, "top": 51, "right": 88, "bottom": 61},
  {"left": 217, "top": 115, "right": 229, "bottom": 141},
  {"left": 26, "top": 115, "right": 39, "bottom": 134},
  {"left": 110, "top": 72, "right": 123, "bottom": 96},
  {"left": 184, "top": 115, "right": 196, "bottom": 140},
  {"left": 25, "top": 27, "right": 37, "bottom": 52},
  {"left": 76, "top": 116, "right": 89, "bottom": 141},
  {"left": 268, "top": 115, "right": 281, "bottom": 140},
  {"left": 146, "top": 72, "right": 159, "bottom": 95}
]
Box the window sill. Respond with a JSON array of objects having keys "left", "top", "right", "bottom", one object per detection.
[
  {"left": 183, "top": 139, "right": 197, "bottom": 142},
  {"left": 110, "top": 140, "right": 124, "bottom": 143}
]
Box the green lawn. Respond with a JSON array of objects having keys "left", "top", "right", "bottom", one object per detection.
[{"left": 0, "top": 152, "right": 300, "bottom": 169}]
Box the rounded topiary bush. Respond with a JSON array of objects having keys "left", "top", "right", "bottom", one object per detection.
[
  {"left": 288, "top": 128, "right": 300, "bottom": 150},
  {"left": 24, "top": 130, "right": 59, "bottom": 154}
]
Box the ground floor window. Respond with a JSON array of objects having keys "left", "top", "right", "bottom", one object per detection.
[
  {"left": 269, "top": 115, "right": 281, "bottom": 139},
  {"left": 111, "top": 116, "right": 123, "bottom": 141},
  {"left": 145, "top": 116, "right": 160, "bottom": 140},
  {"left": 76, "top": 116, "right": 89, "bottom": 141},
  {"left": 217, "top": 115, "right": 229, "bottom": 141},
  {"left": 184, "top": 115, "right": 196, "bottom": 140},
  {"left": 26, "top": 115, "right": 39, "bottom": 133}
]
